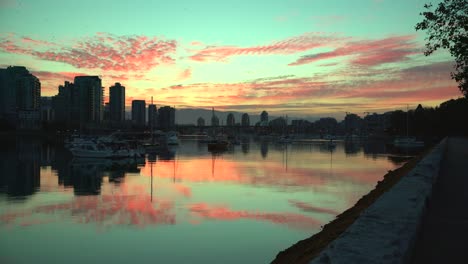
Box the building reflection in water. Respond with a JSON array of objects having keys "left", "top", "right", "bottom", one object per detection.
[
  {"left": 344, "top": 139, "right": 361, "bottom": 156},
  {"left": 260, "top": 140, "right": 269, "bottom": 158},
  {"left": 241, "top": 137, "right": 250, "bottom": 154},
  {"left": 0, "top": 137, "right": 41, "bottom": 199},
  {"left": 52, "top": 152, "right": 144, "bottom": 195}
]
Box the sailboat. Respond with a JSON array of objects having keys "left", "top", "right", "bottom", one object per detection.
[
  {"left": 393, "top": 105, "right": 424, "bottom": 149},
  {"left": 144, "top": 96, "right": 161, "bottom": 154}
]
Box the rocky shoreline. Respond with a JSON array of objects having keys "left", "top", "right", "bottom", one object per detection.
[{"left": 271, "top": 147, "right": 433, "bottom": 264}]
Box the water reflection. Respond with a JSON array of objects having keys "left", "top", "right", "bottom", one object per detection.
[
  {"left": 0, "top": 137, "right": 41, "bottom": 199},
  {"left": 0, "top": 136, "right": 424, "bottom": 264}
]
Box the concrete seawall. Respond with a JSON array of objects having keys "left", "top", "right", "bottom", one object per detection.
[{"left": 309, "top": 138, "right": 448, "bottom": 264}]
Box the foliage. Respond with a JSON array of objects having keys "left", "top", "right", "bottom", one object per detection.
[
  {"left": 389, "top": 98, "right": 468, "bottom": 137},
  {"left": 416, "top": 0, "right": 468, "bottom": 97}
]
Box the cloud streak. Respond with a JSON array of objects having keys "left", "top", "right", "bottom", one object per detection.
[
  {"left": 289, "top": 35, "right": 419, "bottom": 66},
  {"left": 189, "top": 203, "right": 321, "bottom": 230},
  {"left": 189, "top": 32, "right": 347, "bottom": 62}
]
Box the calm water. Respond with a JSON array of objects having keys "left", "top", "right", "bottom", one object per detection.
[{"left": 0, "top": 136, "right": 410, "bottom": 264}]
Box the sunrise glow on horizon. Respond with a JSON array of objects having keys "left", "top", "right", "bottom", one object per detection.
[{"left": 0, "top": 0, "right": 462, "bottom": 119}]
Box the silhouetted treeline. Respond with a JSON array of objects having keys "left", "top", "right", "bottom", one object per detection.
[{"left": 388, "top": 98, "right": 468, "bottom": 137}]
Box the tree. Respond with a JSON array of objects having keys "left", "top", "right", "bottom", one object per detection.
[{"left": 416, "top": 0, "right": 468, "bottom": 97}]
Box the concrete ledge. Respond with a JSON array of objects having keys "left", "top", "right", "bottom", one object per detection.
[{"left": 310, "top": 138, "right": 448, "bottom": 264}]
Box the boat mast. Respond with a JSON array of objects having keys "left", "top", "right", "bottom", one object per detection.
[{"left": 406, "top": 104, "right": 409, "bottom": 138}]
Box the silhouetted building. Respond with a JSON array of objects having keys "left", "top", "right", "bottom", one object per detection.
[
  {"left": 131, "top": 100, "right": 146, "bottom": 127},
  {"left": 0, "top": 66, "right": 41, "bottom": 129},
  {"left": 315, "top": 117, "right": 338, "bottom": 134},
  {"left": 103, "top": 103, "right": 110, "bottom": 121},
  {"left": 74, "top": 76, "right": 103, "bottom": 124},
  {"left": 158, "top": 106, "right": 175, "bottom": 130},
  {"left": 292, "top": 119, "right": 312, "bottom": 133},
  {"left": 241, "top": 113, "right": 250, "bottom": 127},
  {"left": 269, "top": 117, "right": 287, "bottom": 129},
  {"left": 363, "top": 113, "right": 389, "bottom": 135},
  {"left": 344, "top": 113, "right": 362, "bottom": 134},
  {"left": 226, "top": 113, "right": 235, "bottom": 126},
  {"left": 109, "top": 82, "right": 125, "bottom": 122},
  {"left": 197, "top": 117, "right": 205, "bottom": 127},
  {"left": 40, "top": 97, "right": 54, "bottom": 123},
  {"left": 0, "top": 68, "right": 16, "bottom": 121},
  {"left": 148, "top": 104, "right": 158, "bottom": 128},
  {"left": 52, "top": 81, "right": 79, "bottom": 125},
  {"left": 211, "top": 108, "right": 219, "bottom": 127}
]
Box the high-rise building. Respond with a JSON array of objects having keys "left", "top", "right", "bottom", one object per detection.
[
  {"left": 148, "top": 104, "right": 158, "bottom": 128},
  {"left": 131, "top": 100, "right": 146, "bottom": 127},
  {"left": 40, "top": 97, "right": 54, "bottom": 123},
  {"left": 241, "top": 113, "right": 250, "bottom": 127},
  {"left": 109, "top": 82, "right": 125, "bottom": 122},
  {"left": 158, "top": 106, "right": 175, "bottom": 130},
  {"left": 197, "top": 117, "right": 205, "bottom": 127},
  {"left": 16, "top": 73, "right": 41, "bottom": 110},
  {"left": 226, "top": 113, "right": 235, "bottom": 126},
  {"left": 52, "top": 81, "right": 79, "bottom": 124},
  {"left": 74, "top": 76, "right": 103, "bottom": 124},
  {"left": 0, "top": 66, "right": 41, "bottom": 129},
  {"left": 211, "top": 108, "right": 219, "bottom": 127}
]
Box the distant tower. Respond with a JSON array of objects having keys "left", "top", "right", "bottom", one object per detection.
[
  {"left": 211, "top": 107, "right": 219, "bottom": 127},
  {"left": 131, "top": 100, "right": 146, "bottom": 127},
  {"left": 109, "top": 82, "right": 125, "bottom": 122},
  {"left": 241, "top": 113, "right": 250, "bottom": 127},
  {"left": 197, "top": 117, "right": 205, "bottom": 127},
  {"left": 74, "top": 76, "right": 103, "bottom": 124},
  {"left": 226, "top": 113, "right": 235, "bottom": 126},
  {"left": 158, "top": 106, "right": 175, "bottom": 131},
  {"left": 260, "top": 110, "right": 269, "bottom": 123},
  {"left": 148, "top": 97, "right": 158, "bottom": 128}
]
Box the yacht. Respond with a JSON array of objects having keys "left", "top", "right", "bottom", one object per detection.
[{"left": 166, "top": 131, "right": 179, "bottom": 145}]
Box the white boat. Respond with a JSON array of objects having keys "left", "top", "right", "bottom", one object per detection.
[
  {"left": 278, "top": 135, "right": 292, "bottom": 144},
  {"left": 393, "top": 137, "right": 424, "bottom": 148},
  {"left": 70, "top": 143, "right": 113, "bottom": 158},
  {"left": 70, "top": 142, "right": 143, "bottom": 158},
  {"left": 166, "top": 131, "right": 179, "bottom": 145}
]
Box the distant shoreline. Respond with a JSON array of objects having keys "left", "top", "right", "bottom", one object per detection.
[{"left": 270, "top": 145, "right": 432, "bottom": 264}]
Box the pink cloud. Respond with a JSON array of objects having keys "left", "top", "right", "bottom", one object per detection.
[
  {"left": 289, "top": 35, "right": 419, "bottom": 66},
  {"left": 21, "top": 37, "right": 57, "bottom": 47},
  {"left": 189, "top": 32, "right": 346, "bottom": 62},
  {"left": 0, "top": 33, "right": 177, "bottom": 73},
  {"left": 190, "top": 41, "right": 203, "bottom": 46},
  {"left": 1, "top": 194, "right": 176, "bottom": 228},
  {"left": 177, "top": 68, "right": 192, "bottom": 81},
  {"left": 288, "top": 200, "right": 339, "bottom": 215},
  {"left": 188, "top": 203, "right": 321, "bottom": 230}
]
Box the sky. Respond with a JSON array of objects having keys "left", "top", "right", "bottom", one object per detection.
[{"left": 0, "top": 0, "right": 462, "bottom": 120}]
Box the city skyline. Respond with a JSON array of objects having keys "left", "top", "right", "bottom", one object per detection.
[{"left": 0, "top": 0, "right": 463, "bottom": 119}]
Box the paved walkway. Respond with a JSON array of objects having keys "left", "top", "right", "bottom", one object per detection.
[{"left": 411, "top": 137, "right": 468, "bottom": 263}]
